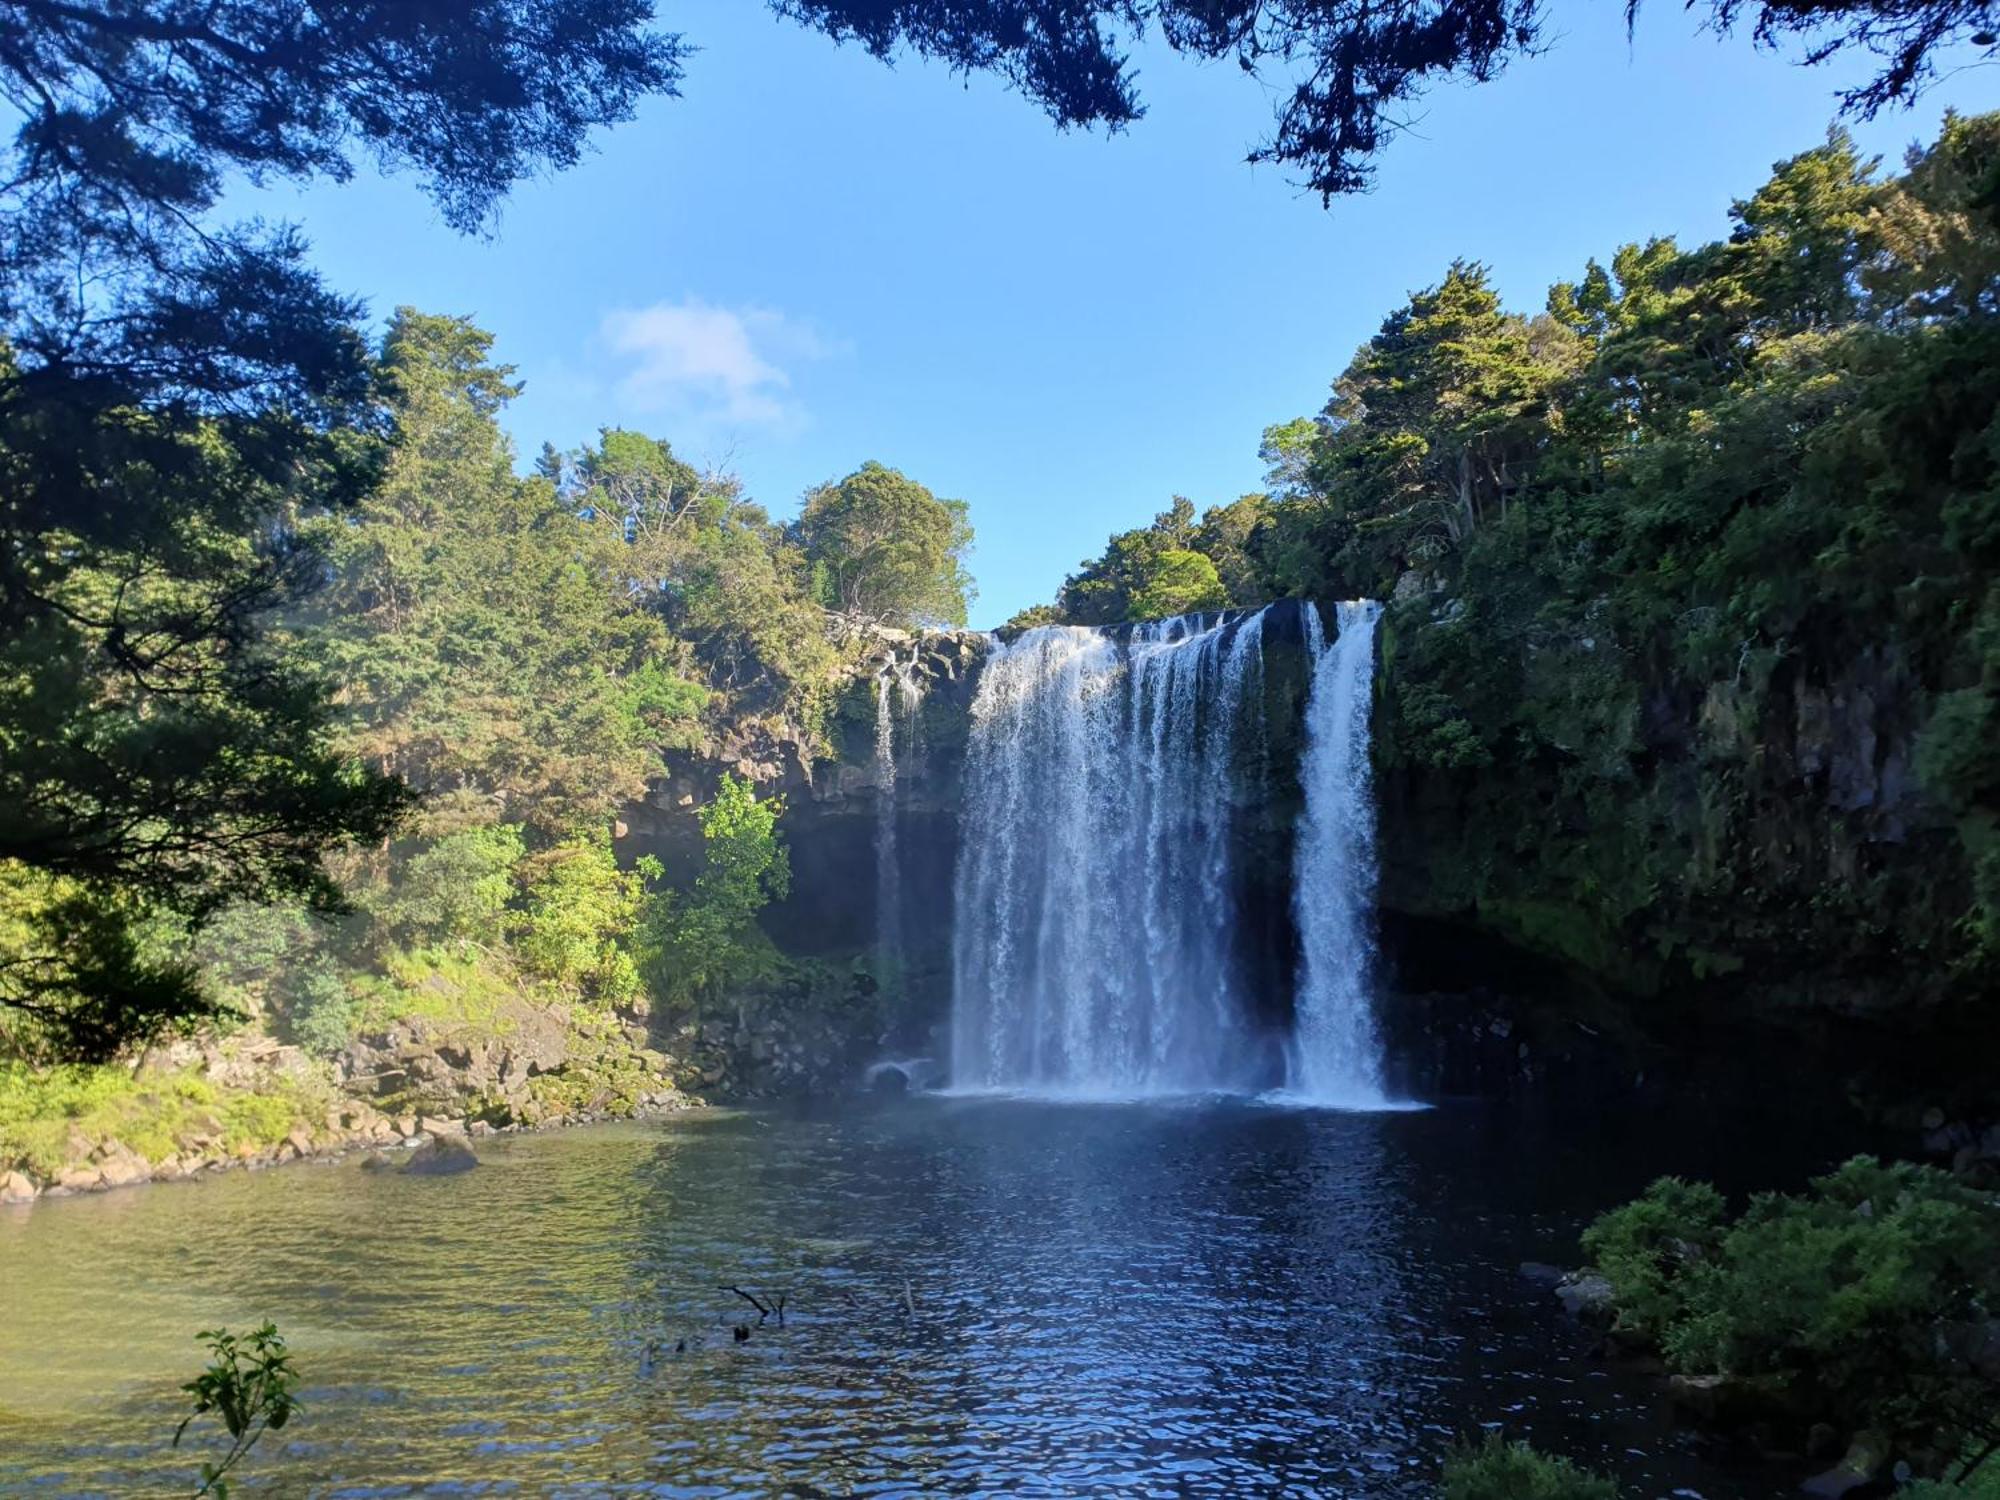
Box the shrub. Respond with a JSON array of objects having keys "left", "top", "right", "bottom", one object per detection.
[
  {"left": 1663, "top": 1159, "right": 2000, "bottom": 1457},
  {"left": 514, "top": 840, "right": 646, "bottom": 1002},
  {"left": 1579, "top": 1176, "right": 1727, "bottom": 1341},
  {"left": 375, "top": 826, "right": 526, "bottom": 945},
  {"left": 1439, "top": 1436, "right": 1617, "bottom": 1500},
  {"left": 285, "top": 969, "right": 360, "bottom": 1058},
  {"left": 1584, "top": 1158, "right": 2000, "bottom": 1473}
]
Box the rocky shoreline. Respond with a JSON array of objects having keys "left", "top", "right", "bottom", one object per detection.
[{"left": 0, "top": 1090, "right": 699, "bottom": 1210}]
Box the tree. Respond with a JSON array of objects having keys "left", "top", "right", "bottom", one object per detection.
[
  {"left": 1260, "top": 261, "right": 1580, "bottom": 596},
  {"left": 1585, "top": 1161, "right": 2000, "bottom": 1479},
  {"left": 306, "top": 311, "right": 700, "bottom": 839},
  {"left": 1129, "top": 550, "right": 1230, "bottom": 619},
  {"left": 770, "top": 1, "right": 1995, "bottom": 201},
  {"left": 1050, "top": 111, "right": 2000, "bottom": 1003},
  {"left": 0, "top": 4, "right": 690, "bottom": 1059},
  {"left": 1051, "top": 495, "right": 1267, "bottom": 623},
  {"left": 794, "top": 461, "right": 976, "bottom": 628}
]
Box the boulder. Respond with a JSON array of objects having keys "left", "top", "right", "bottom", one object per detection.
[
  {"left": 55, "top": 1164, "right": 104, "bottom": 1192},
  {"left": 358, "top": 1151, "right": 396, "bottom": 1172},
  {"left": 1800, "top": 1432, "right": 1888, "bottom": 1498},
  {"left": 285, "top": 1127, "right": 315, "bottom": 1159},
  {"left": 0, "top": 1170, "right": 37, "bottom": 1204},
  {"left": 401, "top": 1134, "right": 478, "bottom": 1176},
  {"left": 416, "top": 1116, "right": 463, "bottom": 1138},
  {"left": 93, "top": 1142, "right": 151, "bottom": 1189},
  {"left": 1554, "top": 1271, "right": 1616, "bottom": 1322}
]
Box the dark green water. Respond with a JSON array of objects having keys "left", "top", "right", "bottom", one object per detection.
[{"left": 0, "top": 1097, "right": 1830, "bottom": 1496}]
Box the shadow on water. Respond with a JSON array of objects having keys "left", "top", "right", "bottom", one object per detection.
[{"left": 0, "top": 1093, "right": 1868, "bottom": 1496}]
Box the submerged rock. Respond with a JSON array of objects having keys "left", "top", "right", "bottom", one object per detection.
[{"left": 402, "top": 1134, "right": 478, "bottom": 1176}]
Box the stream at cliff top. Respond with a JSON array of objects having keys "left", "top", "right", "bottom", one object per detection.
[{"left": 0, "top": 1096, "right": 1845, "bottom": 1498}]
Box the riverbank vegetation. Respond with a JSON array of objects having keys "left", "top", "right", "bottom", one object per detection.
[
  {"left": 1574, "top": 1158, "right": 2000, "bottom": 1490},
  {"left": 1438, "top": 1437, "right": 1616, "bottom": 1500}
]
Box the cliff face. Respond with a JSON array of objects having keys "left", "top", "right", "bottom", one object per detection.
[
  {"left": 1369, "top": 593, "right": 1982, "bottom": 1041},
  {"left": 621, "top": 629, "right": 988, "bottom": 1057}
]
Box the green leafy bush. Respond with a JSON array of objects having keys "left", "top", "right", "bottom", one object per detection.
[
  {"left": 514, "top": 840, "right": 647, "bottom": 1002},
  {"left": 1439, "top": 1436, "right": 1617, "bottom": 1500},
  {"left": 1584, "top": 1157, "right": 2000, "bottom": 1470},
  {"left": 1579, "top": 1176, "right": 1727, "bottom": 1341},
  {"left": 639, "top": 775, "right": 788, "bottom": 1013},
  {"left": 284, "top": 969, "right": 361, "bottom": 1058},
  {"left": 374, "top": 826, "right": 526, "bottom": 945}
]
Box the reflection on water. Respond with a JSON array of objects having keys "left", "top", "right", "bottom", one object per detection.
[{"left": 0, "top": 1098, "right": 1813, "bottom": 1496}]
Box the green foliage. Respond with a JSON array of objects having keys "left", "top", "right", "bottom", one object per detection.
[
  {"left": 1580, "top": 1177, "right": 1728, "bottom": 1342},
  {"left": 1585, "top": 1158, "right": 2000, "bottom": 1466},
  {"left": 308, "top": 311, "right": 686, "bottom": 840},
  {"left": 1129, "top": 549, "right": 1229, "bottom": 620},
  {"left": 641, "top": 776, "right": 790, "bottom": 1012},
  {"left": 1055, "top": 496, "right": 1265, "bottom": 624},
  {"left": 0, "top": 1061, "right": 321, "bottom": 1177},
  {"left": 174, "top": 1322, "right": 300, "bottom": 1499},
  {"left": 1438, "top": 1436, "right": 1617, "bottom": 1500},
  {"left": 794, "top": 461, "right": 976, "bottom": 628},
  {"left": 1003, "top": 603, "right": 1066, "bottom": 632},
  {"left": 0, "top": 0, "right": 683, "bottom": 1063},
  {"left": 1903, "top": 1449, "right": 2000, "bottom": 1498},
  {"left": 513, "top": 842, "right": 649, "bottom": 1003},
  {"left": 372, "top": 826, "right": 528, "bottom": 945},
  {"left": 1034, "top": 111, "right": 2000, "bottom": 1002},
  {"left": 0, "top": 864, "right": 212, "bottom": 1063},
  {"left": 285, "top": 969, "right": 361, "bottom": 1059}
]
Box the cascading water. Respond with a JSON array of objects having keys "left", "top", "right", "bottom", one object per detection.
[
  {"left": 946, "top": 598, "right": 1403, "bottom": 1106},
  {"left": 1286, "top": 600, "right": 1391, "bottom": 1106},
  {"left": 873, "top": 654, "right": 925, "bottom": 979},
  {"left": 950, "top": 609, "right": 1270, "bottom": 1095}
]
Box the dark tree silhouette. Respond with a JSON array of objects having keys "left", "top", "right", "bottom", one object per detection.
[{"left": 771, "top": 0, "right": 1996, "bottom": 198}]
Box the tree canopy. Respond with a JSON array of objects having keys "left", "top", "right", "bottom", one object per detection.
[
  {"left": 772, "top": 0, "right": 1996, "bottom": 198},
  {"left": 0, "top": 1, "right": 691, "bottom": 1060},
  {"left": 794, "top": 461, "right": 976, "bottom": 629}
]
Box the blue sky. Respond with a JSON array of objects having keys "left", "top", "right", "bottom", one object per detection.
[{"left": 252, "top": 1, "right": 1993, "bottom": 627}]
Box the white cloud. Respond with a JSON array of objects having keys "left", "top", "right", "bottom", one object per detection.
[{"left": 599, "top": 298, "right": 835, "bottom": 432}]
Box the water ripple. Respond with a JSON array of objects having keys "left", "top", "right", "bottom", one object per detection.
[{"left": 0, "top": 1098, "right": 1798, "bottom": 1497}]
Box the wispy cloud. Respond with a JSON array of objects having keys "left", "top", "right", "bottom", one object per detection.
[{"left": 599, "top": 298, "right": 837, "bottom": 433}]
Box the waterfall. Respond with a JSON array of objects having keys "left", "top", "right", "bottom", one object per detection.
[
  {"left": 1286, "top": 600, "right": 1390, "bottom": 1106},
  {"left": 950, "top": 609, "right": 1270, "bottom": 1096},
  {"left": 874, "top": 654, "right": 925, "bottom": 981}
]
